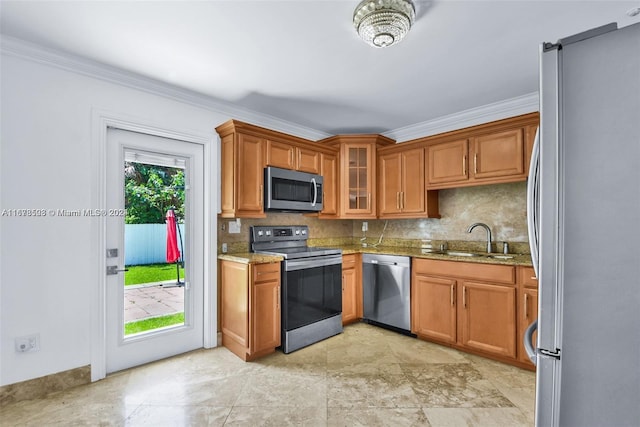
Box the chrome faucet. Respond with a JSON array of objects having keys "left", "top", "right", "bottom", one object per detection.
[{"left": 467, "top": 222, "right": 493, "bottom": 253}]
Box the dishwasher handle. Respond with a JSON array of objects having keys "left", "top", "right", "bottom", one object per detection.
[
  {"left": 362, "top": 254, "right": 411, "bottom": 268},
  {"left": 368, "top": 260, "right": 399, "bottom": 266}
]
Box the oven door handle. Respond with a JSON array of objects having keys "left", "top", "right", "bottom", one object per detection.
[{"left": 284, "top": 255, "right": 342, "bottom": 271}]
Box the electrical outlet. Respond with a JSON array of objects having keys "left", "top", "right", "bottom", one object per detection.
[
  {"left": 15, "top": 333, "right": 40, "bottom": 353},
  {"left": 221, "top": 243, "right": 228, "bottom": 253},
  {"left": 362, "top": 222, "right": 368, "bottom": 232}
]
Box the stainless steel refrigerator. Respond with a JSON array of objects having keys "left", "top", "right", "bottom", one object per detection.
[{"left": 525, "top": 22, "right": 640, "bottom": 426}]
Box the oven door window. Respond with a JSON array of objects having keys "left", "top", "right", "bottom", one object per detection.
[{"left": 282, "top": 263, "right": 341, "bottom": 331}]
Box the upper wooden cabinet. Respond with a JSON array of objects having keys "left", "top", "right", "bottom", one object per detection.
[
  {"left": 215, "top": 120, "right": 336, "bottom": 218},
  {"left": 379, "top": 146, "right": 440, "bottom": 219},
  {"left": 265, "top": 139, "right": 295, "bottom": 170},
  {"left": 320, "top": 134, "right": 394, "bottom": 219},
  {"left": 266, "top": 140, "right": 321, "bottom": 174},
  {"left": 428, "top": 139, "right": 470, "bottom": 185},
  {"left": 217, "top": 129, "right": 266, "bottom": 219},
  {"left": 423, "top": 113, "right": 539, "bottom": 190},
  {"left": 296, "top": 146, "right": 320, "bottom": 174},
  {"left": 472, "top": 128, "right": 525, "bottom": 179},
  {"left": 318, "top": 152, "right": 339, "bottom": 218}
]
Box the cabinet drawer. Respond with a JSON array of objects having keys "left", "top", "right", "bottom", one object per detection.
[
  {"left": 519, "top": 266, "right": 538, "bottom": 288},
  {"left": 253, "top": 263, "right": 281, "bottom": 283},
  {"left": 342, "top": 254, "right": 358, "bottom": 269},
  {"left": 414, "top": 258, "right": 515, "bottom": 284}
]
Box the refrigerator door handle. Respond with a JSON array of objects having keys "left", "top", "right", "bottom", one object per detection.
[
  {"left": 526, "top": 127, "right": 540, "bottom": 278},
  {"left": 523, "top": 319, "right": 538, "bottom": 365}
]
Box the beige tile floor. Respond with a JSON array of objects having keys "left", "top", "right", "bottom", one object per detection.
[{"left": 0, "top": 323, "right": 535, "bottom": 426}]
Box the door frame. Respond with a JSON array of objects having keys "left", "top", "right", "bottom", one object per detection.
[{"left": 90, "top": 109, "right": 217, "bottom": 382}]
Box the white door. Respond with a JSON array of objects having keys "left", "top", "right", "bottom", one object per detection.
[{"left": 106, "top": 128, "right": 204, "bottom": 374}]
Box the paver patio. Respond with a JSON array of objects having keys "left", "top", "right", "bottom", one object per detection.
[{"left": 124, "top": 283, "right": 184, "bottom": 322}]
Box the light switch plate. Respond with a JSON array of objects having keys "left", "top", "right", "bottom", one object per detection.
[{"left": 228, "top": 221, "right": 241, "bottom": 234}]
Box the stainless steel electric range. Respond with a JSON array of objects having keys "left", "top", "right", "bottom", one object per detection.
[{"left": 250, "top": 225, "right": 343, "bottom": 353}]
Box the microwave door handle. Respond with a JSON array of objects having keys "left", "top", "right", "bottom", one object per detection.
[{"left": 311, "top": 178, "right": 317, "bottom": 207}]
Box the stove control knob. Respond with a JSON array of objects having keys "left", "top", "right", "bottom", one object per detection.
[
  {"left": 301, "top": 229, "right": 307, "bottom": 235},
  {"left": 266, "top": 230, "right": 271, "bottom": 236},
  {"left": 295, "top": 229, "right": 300, "bottom": 235},
  {"left": 258, "top": 230, "right": 263, "bottom": 237}
]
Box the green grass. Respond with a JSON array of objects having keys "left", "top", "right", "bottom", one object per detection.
[
  {"left": 124, "top": 263, "right": 184, "bottom": 286},
  {"left": 124, "top": 312, "right": 184, "bottom": 335}
]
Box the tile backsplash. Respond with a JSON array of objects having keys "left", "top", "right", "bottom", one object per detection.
[{"left": 218, "top": 182, "right": 528, "bottom": 253}]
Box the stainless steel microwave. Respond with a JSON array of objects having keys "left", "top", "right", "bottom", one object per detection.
[{"left": 264, "top": 166, "right": 323, "bottom": 212}]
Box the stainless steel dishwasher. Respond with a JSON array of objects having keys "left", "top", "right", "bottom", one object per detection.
[{"left": 362, "top": 253, "right": 411, "bottom": 333}]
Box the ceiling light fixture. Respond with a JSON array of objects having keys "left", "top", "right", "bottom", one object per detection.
[
  {"left": 353, "top": 0, "right": 416, "bottom": 48},
  {"left": 627, "top": 6, "right": 640, "bottom": 17}
]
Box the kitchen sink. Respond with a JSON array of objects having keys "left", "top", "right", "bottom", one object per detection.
[
  {"left": 425, "top": 250, "right": 515, "bottom": 260},
  {"left": 443, "top": 251, "right": 482, "bottom": 257},
  {"left": 487, "top": 254, "right": 515, "bottom": 260}
]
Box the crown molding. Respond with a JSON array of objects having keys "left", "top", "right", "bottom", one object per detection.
[
  {"left": 383, "top": 92, "right": 539, "bottom": 143},
  {"left": 0, "top": 35, "right": 331, "bottom": 141},
  {"left": 2, "top": 35, "right": 539, "bottom": 143}
]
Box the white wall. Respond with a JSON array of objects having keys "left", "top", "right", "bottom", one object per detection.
[{"left": 0, "top": 52, "right": 219, "bottom": 385}]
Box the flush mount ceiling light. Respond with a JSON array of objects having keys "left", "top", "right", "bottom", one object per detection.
[{"left": 353, "top": 0, "right": 416, "bottom": 48}]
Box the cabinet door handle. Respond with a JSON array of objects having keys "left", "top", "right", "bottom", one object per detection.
[
  {"left": 524, "top": 293, "right": 529, "bottom": 319},
  {"left": 259, "top": 184, "right": 263, "bottom": 207},
  {"left": 463, "top": 155, "right": 467, "bottom": 176},
  {"left": 451, "top": 284, "right": 455, "bottom": 306},
  {"left": 402, "top": 192, "right": 405, "bottom": 210},
  {"left": 474, "top": 153, "right": 478, "bottom": 175},
  {"left": 463, "top": 286, "right": 467, "bottom": 308}
]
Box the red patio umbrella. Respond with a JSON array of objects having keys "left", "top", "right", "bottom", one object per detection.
[
  {"left": 166, "top": 209, "right": 181, "bottom": 263},
  {"left": 166, "top": 209, "right": 183, "bottom": 286}
]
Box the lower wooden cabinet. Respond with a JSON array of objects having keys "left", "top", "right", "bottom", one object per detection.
[
  {"left": 341, "top": 254, "right": 362, "bottom": 325},
  {"left": 220, "top": 260, "right": 281, "bottom": 361},
  {"left": 411, "top": 273, "right": 457, "bottom": 344},
  {"left": 459, "top": 281, "right": 517, "bottom": 358},
  {"left": 412, "top": 258, "right": 523, "bottom": 366}
]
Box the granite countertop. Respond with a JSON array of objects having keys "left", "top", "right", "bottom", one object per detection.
[
  {"left": 338, "top": 245, "right": 532, "bottom": 266},
  {"left": 218, "top": 246, "right": 531, "bottom": 266},
  {"left": 217, "top": 252, "right": 283, "bottom": 264}
]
